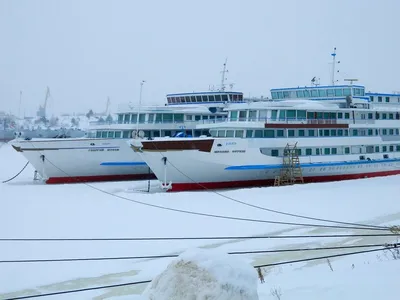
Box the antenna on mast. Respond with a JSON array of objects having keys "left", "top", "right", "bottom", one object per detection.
[
  {"left": 220, "top": 58, "right": 228, "bottom": 91},
  {"left": 330, "top": 47, "right": 341, "bottom": 85},
  {"left": 105, "top": 97, "right": 111, "bottom": 115}
]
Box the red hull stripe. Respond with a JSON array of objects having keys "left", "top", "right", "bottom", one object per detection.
[
  {"left": 167, "top": 170, "right": 400, "bottom": 192},
  {"left": 46, "top": 173, "right": 156, "bottom": 184}
]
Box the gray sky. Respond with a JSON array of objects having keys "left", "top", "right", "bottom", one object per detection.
[{"left": 1, "top": 0, "right": 399, "bottom": 117}]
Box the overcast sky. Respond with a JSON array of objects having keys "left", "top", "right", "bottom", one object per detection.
[{"left": 1, "top": 0, "right": 399, "bottom": 117}]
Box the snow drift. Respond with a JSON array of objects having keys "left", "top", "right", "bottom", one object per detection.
[{"left": 143, "top": 248, "right": 259, "bottom": 300}]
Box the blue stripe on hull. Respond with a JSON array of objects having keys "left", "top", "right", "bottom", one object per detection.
[
  {"left": 100, "top": 162, "right": 147, "bottom": 166},
  {"left": 225, "top": 158, "right": 400, "bottom": 170}
]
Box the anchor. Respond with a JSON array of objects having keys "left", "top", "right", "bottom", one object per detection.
[{"left": 160, "top": 156, "right": 172, "bottom": 191}]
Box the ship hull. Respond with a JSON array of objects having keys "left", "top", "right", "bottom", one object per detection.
[
  {"left": 134, "top": 137, "right": 400, "bottom": 192},
  {"left": 11, "top": 138, "right": 155, "bottom": 184}
]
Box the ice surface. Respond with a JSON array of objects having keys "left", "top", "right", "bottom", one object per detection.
[{"left": 1, "top": 142, "right": 400, "bottom": 299}]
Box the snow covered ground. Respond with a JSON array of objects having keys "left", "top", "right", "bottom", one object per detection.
[{"left": 0, "top": 142, "right": 399, "bottom": 299}]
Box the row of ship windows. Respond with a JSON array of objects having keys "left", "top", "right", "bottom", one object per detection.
[
  {"left": 370, "top": 96, "right": 400, "bottom": 103},
  {"left": 270, "top": 87, "right": 365, "bottom": 100},
  {"left": 93, "top": 129, "right": 210, "bottom": 139},
  {"left": 118, "top": 113, "right": 225, "bottom": 124},
  {"left": 229, "top": 109, "right": 400, "bottom": 121},
  {"left": 210, "top": 128, "right": 400, "bottom": 138},
  {"left": 264, "top": 145, "right": 400, "bottom": 157},
  {"left": 167, "top": 93, "right": 244, "bottom": 104}
]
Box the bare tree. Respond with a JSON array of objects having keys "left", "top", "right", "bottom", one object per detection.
[
  {"left": 326, "top": 258, "right": 334, "bottom": 271},
  {"left": 270, "top": 287, "right": 282, "bottom": 300}
]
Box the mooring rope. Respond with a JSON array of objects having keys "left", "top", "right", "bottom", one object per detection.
[{"left": 2, "top": 161, "right": 30, "bottom": 183}]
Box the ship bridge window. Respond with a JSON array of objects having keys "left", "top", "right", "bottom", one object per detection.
[
  {"left": 386, "top": 97, "right": 390, "bottom": 103},
  {"left": 195, "top": 96, "right": 201, "bottom": 102},
  {"left": 311, "top": 90, "right": 319, "bottom": 97},
  {"left": 235, "top": 130, "right": 244, "bottom": 138},
  {"left": 283, "top": 91, "right": 290, "bottom": 98},
  {"left": 148, "top": 114, "right": 154, "bottom": 123},
  {"left": 303, "top": 90, "right": 310, "bottom": 98},
  {"left": 319, "top": 89, "right": 327, "bottom": 97},
  {"left": 279, "top": 110, "right": 286, "bottom": 120},
  {"left": 264, "top": 130, "right": 275, "bottom": 138},
  {"left": 115, "top": 131, "right": 121, "bottom": 138},
  {"left": 208, "top": 95, "right": 215, "bottom": 102},
  {"left": 174, "top": 114, "right": 184, "bottom": 122},
  {"left": 191, "top": 96, "right": 196, "bottom": 102},
  {"left": 217, "top": 130, "right": 225, "bottom": 137},
  {"left": 108, "top": 131, "right": 114, "bottom": 138},
  {"left": 249, "top": 110, "right": 257, "bottom": 121},
  {"left": 246, "top": 130, "right": 253, "bottom": 138},
  {"left": 271, "top": 92, "right": 278, "bottom": 99},
  {"left": 296, "top": 91, "right": 304, "bottom": 98},
  {"left": 226, "top": 130, "right": 234, "bottom": 137},
  {"left": 335, "top": 89, "right": 343, "bottom": 97},
  {"left": 195, "top": 115, "right": 201, "bottom": 121},
  {"left": 118, "top": 114, "right": 123, "bottom": 124},
  {"left": 155, "top": 114, "right": 162, "bottom": 123},
  {"left": 210, "top": 130, "right": 217, "bottom": 137},
  {"left": 230, "top": 111, "right": 238, "bottom": 121},
  {"left": 124, "top": 114, "right": 130, "bottom": 124},
  {"left": 221, "top": 94, "right": 228, "bottom": 102},
  {"left": 139, "top": 114, "right": 145, "bottom": 123},
  {"left": 271, "top": 149, "right": 279, "bottom": 157},
  {"left": 214, "top": 95, "right": 222, "bottom": 102},
  {"left": 378, "top": 96, "right": 382, "bottom": 102},
  {"left": 287, "top": 110, "right": 296, "bottom": 119},
  {"left": 297, "top": 110, "right": 306, "bottom": 119},
  {"left": 101, "top": 131, "right": 107, "bottom": 138},
  {"left": 202, "top": 95, "right": 208, "bottom": 102},
  {"left": 354, "top": 88, "right": 361, "bottom": 96},
  {"left": 122, "top": 131, "right": 130, "bottom": 138},
  {"left": 271, "top": 110, "right": 278, "bottom": 121},
  {"left": 254, "top": 130, "right": 263, "bottom": 138},
  {"left": 259, "top": 110, "right": 268, "bottom": 120},
  {"left": 239, "top": 111, "right": 247, "bottom": 121},
  {"left": 96, "top": 131, "right": 101, "bottom": 138},
  {"left": 343, "top": 88, "right": 351, "bottom": 96},
  {"left": 327, "top": 89, "right": 335, "bottom": 97}
]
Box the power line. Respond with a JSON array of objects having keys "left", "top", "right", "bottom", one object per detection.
[
  {"left": 148, "top": 143, "right": 388, "bottom": 230},
  {"left": 0, "top": 243, "right": 392, "bottom": 264},
  {"left": 1, "top": 233, "right": 398, "bottom": 242},
  {"left": 2, "top": 280, "right": 152, "bottom": 300},
  {"left": 4, "top": 244, "right": 398, "bottom": 300},
  {"left": 24, "top": 149, "right": 390, "bottom": 232},
  {"left": 254, "top": 244, "right": 398, "bottom": 268}
]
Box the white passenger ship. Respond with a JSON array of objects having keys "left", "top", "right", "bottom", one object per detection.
[
  {"left": 10, "top": 85, "right": 270, "bottom": 184},
  {"left": 131, "top": 83, "right": 400, "bottom": 192}
]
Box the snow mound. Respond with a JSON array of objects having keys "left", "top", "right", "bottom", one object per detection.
[{"left": 143, "top": 248, "right": 259, "bottom": 300}]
